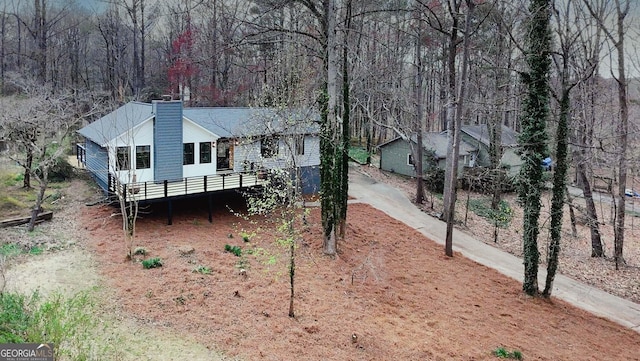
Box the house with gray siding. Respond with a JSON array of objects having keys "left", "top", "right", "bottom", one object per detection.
[
  {"left": 460, "top": 124, "right": 522, "bottom": 175},
  {"left": 378, "top": 132, "right": 477, "bottom": 178},
  {"left": 78, "top": 99, "right": 320, "bottom": 222}
]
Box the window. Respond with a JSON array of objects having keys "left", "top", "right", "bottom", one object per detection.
[
  {"left": 407, "top": 153, "right": 414, "bottom": 166},
  {"left": 136, "top": 145, "right": 150, "bottom": 169},
  {"left": 261, "top": 136, "right": 279, "bottom": 158},
  {"left": 200, "top": 142, "right": 212, "bottom": 164},
  {"left": 183, "top": 143, "right": 194, "bottom": 165},
  {"left": 295, "top": 135, "right": 305, "bottom": 155},
  {"left": 116, "top": 146, "right": 130, "bottom": 171}
]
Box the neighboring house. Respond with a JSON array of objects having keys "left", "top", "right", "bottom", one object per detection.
[
  {"left": 378, "top": 132, "right": 477, "bottom": 178},
  {"left": 460, "top": 124, "right": 522, "bottom": 175},
  {"left": 77, "top": 99, "right": 320, "bottom": 222}
]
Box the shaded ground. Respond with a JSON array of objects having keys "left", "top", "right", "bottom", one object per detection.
[{"left": 80, "top": 186, "right": 640, "bottom": 360}]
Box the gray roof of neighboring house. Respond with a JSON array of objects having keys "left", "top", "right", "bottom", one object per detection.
[
  {"left": 78, "top": 102, "right": 319, "bottom": 145},
  {"left": 461, "top": 124, "right": 519, "bottom": 147},
  {"left": 418, "top": 132, "right": 476, "bottom": 159},
  {"left": 378, "top": 132, "right": 477, "bottom": 159}
]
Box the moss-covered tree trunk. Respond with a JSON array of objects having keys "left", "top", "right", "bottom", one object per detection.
[
  {"left": 414, "top": 14, "right": 425, "bottom": 204},
  {"left": 321, "top": 0, "right": 340, "bottom": 255},
  {"left": 518, "top": 0, "right": 551, "bottom": 296},
  {"left": 336, "top": 0, "right": 351, "bottom": 239},
  {"left": 543, "top": 89, "right": 569, "bottom": 297}
]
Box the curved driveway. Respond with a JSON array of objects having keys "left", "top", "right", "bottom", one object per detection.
[{"left": 348, "top": 164, "right": 640, "bottom": 333}]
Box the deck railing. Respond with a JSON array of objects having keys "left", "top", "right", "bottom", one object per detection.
[
  {"left": 108, "top": 172, "right": 268, "bottom": 202},
  {"left": 76, "top": 144, "right": 86, "bottom": 167}
]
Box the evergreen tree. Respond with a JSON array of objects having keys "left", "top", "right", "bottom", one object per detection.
[{"left": 517, "top": 0, "right": 552, "bottom": 296}]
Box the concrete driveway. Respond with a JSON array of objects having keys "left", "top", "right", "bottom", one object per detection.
[{"left": 348, "top": 164, "right": 640, "bottom": 333}]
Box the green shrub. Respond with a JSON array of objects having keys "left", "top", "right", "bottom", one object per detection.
[
  {"left": 0, "top": 291, "right": 96, "bottom": 359},
  {"left": 224, "top": 244, "right": 242, "bottom": 257},
  {"left": 424, "top": 167, "right": 445, "bottom": 194},
  {"left": 0, "top": 293, "right": 33, "bottom": 343},
  {"left": 0, "top": 243, "right": 23, "bottom": 258},
  {"left": 192, "top": 265, "right": 212, "bottom": 275},
  {"left": 142, "top": 257, "right": 163, "bottom": 269},
  {"left": 240, "top": 231, "right": 255, "bottom": 243},
  {"left": 469, "top": 199, "right": 514, "bottom": 228},
  {"left": 493, "top": 347, "right": 523, "bottom": 360},
  {"left": 1, "top": 172, "right": 23, "bottom": 187},
  {"left": 28, "top": 246, "right": 43, "bottom": 255},
  {"left": 348, "top": 146, "right": 370, "bottom": 164},
  {"left": 48, "top": 158, "right": 75, "bottom": 182}
]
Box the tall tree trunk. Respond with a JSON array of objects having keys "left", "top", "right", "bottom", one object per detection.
[
  {"left": 288, "top": 230, "right": 295, "bottom": 318},
  {"left": 321, "top": 0, "right": 339, "bottom": 255},
  {"left": 23, "top": 137, "right": 33, "bottom": 188},
  {"left": 441, "top": 5, "right": 459, "bottom": 224},
  {"left": 444, "top": 0, "right": 474, "bottom": 257},
  {"left": 0, "top": 10, "right": 5, "bottom": 94},
  {"left": 579, "top": 169, "right": 603, "bottom": 256},
  {"left": 336, "top": 0, "right": 351, "bottom": 239},
  {"left": 613, "top": 6, "right": 628, "bottom": 269},
  {"left": 140, "top": 0, "right": 146, "bottom": 91},
  {"left": 565, "top": 186, "right": 578, "bottom": 238},
  {"left": 34, "top": 0, "right": 47, "bottom": 84},
  {"left": 28, "top": 176, "right": 47, "bottom": 232},
  {"left": 490, "top": 22, "right": 505, "bottom": 211},
  {"left": 414, "top": 14, "right": 425, "bottom": 204},
  {"left": 519, "top": 0, "right": 552, "bottom": 296},
  {"left": 543, "top": 88, "right": 570, "bottom": 297},
  {"left": 28, "top": 147, "right": 48, "bottom": 232},
  {"left": 576, "top": 57, "right": 603, "bottom": 256}
]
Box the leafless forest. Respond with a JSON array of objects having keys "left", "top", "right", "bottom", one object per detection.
[{"left": 2, "top": 0, "right": 640, "bottom": 266}]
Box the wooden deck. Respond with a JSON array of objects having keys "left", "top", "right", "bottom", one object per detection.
[{"left": 110, "top": 172, "right": 268, "bottom": 202}]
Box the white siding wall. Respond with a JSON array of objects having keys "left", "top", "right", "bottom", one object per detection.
[
  {"left": 108, "top": 119, "right": 155, "bottom": 184},
  {"left": 106, "top": 117, "right": 319, "bottom": 185},
  {"left": 233, "top": 135, "right": 320, "bottom": 171},
  {"left": 183, "top": 118, "right": 219, "bottom": 178}
]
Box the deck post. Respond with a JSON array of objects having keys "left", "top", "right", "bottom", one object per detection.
[
  {"left": 239, "top": 174, "right": 243, "bottom": 188},
  {"left": 204, "top": 176, "right": 208, "bottom": 192},
  {"left": 167, "top": 199, "right": 173, "bottom": 225},
  {"left": 208, "top": 194, "right": 213, "bottom": 223},
  {"left": 164, "top": 180, "right": 168, "bottom": 198}
]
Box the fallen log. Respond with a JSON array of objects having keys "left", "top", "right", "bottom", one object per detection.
[{"left": 0, "top": 211, "right": 53, "bottom": 228}]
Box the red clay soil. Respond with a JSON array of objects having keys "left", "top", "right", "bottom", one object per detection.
[{"left": 80, "top": 194, "right": 640, "bottom": 361}]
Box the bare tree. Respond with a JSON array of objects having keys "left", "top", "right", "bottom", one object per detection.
[
  {"left": 583, "top": 0, "right": 632, "bottom": 269},
  {"left": 0, "top": 76, "right": 89, "bottom": 231},
  {"left": 571, "top": 0, "right": 605, "bottom": 257},
  {"left": 441, "top": 0, "right": 477, "bottom": 257},
  {"left": 543, "top": 0, "right": 597, "bottom": 297}
]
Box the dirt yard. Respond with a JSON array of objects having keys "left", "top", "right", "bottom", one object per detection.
[
  {"left": 3, "top": 166, "right": 640, "bottom": 360},
  {"left": 358, "top": 165, "right": 640, "bottom": 304}
]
